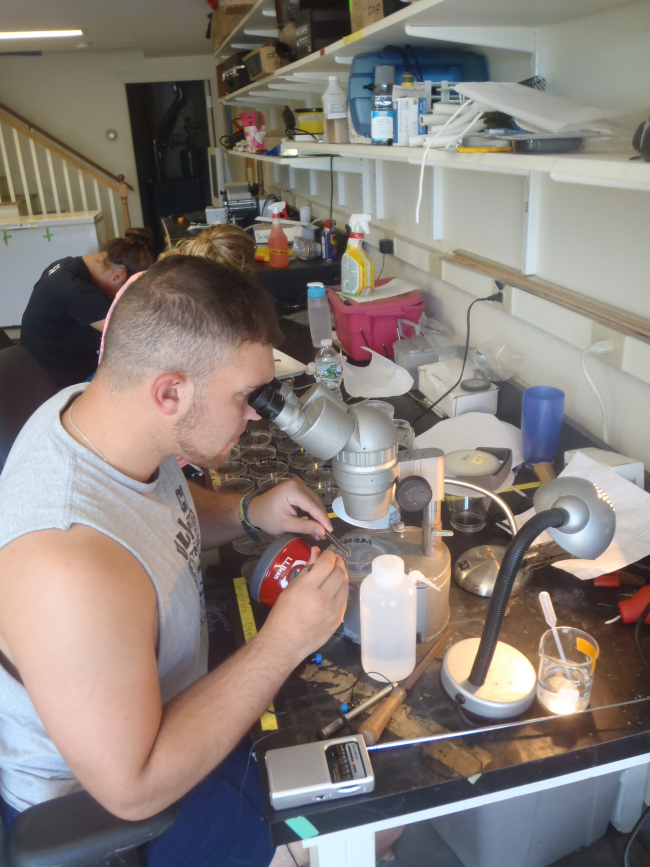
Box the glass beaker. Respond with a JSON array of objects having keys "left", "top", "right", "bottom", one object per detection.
[
  {"left": 445, "top": 494, "right": 490, "bottom": 532},
  {"left": 537, "top": 627, "right": 599, "bottom": 714}
]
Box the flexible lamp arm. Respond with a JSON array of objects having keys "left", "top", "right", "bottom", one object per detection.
[{"left": 468, "top": 508, "right": 568, "bottom": 687}]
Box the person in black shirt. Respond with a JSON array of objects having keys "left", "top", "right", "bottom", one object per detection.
[{"left": 20, "top": 232, "right": 155, "bottom": 388}]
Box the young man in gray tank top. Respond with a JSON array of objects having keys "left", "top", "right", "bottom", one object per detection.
[{"left": 0, "top": 257, "right": 350, "bottom": 866}]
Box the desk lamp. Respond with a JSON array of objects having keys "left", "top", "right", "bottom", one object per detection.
[{"left": 441, "top": 477, "right": 615, "bottom": 719}]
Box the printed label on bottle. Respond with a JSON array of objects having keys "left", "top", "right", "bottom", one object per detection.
[
  {"left": 341, "top": 255, "right": 360, "bottom": 295},
  {"left": 325, "top": 103, "right": 347, "bottom": 119},
  {"left": 371, "top": 110, "right": 394, "bottom": 141},
  {"left": 269, "top": 248, "right": 288, "bottom": 257},
  {"left": 315, "top": 361, "right": 343, "bottom": 381}
]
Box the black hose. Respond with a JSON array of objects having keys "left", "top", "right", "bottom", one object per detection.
[{"left": 468, "top": 508, "right": 568, "bottom": 687}]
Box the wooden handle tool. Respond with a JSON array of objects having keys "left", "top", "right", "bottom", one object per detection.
[
  {"left": 534, "top": 462, "right": 557, "bottom": 484},
  {"left": 359, "top": 629, "right": 451, "bottom": 745}
]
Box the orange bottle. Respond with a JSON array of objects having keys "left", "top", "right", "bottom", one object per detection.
[{"left": 268, "top": 201, "right": 289, "bottom": 269}]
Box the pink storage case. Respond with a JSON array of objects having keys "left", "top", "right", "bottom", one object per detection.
[{"left": 326, "top": 285, "right": 424, "bottom": 361}]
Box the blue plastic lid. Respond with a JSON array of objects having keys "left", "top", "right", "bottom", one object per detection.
[{"left": 307, "top": 283, "right": 326, "bottom": 297}]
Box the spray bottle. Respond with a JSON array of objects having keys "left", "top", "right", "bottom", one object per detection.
[
  {"left": 341, "top": 214, "right": 374, "bottom": 297},
  {"left": 269, "top": 201, "right": 289, "bottom": 269}
]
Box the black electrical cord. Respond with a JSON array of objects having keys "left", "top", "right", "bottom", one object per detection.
[
  {"left": 377, "top": 254, "right": 386, "bottom": 281},
  {"left": 410, "top": 284, "right": 504, "bottom": 426},
  {"left": 623, "top": 799, "right": 650, "bottom": 867},
  {"left": 329, "top": 155, "right": 334, "bottom": 222},
  {"left": 634, "top": 599, "right": 650, "bottom": 674}
]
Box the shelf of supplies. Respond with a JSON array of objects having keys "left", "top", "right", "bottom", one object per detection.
[
  {"left": 214, "top": 0, "right": 278, "bottom": 62},
  {"left": 217, "top": 0, "right": 633, "bottom": 104},
  {"left": 284, "top": 140, "right": 650, "bottom": 191}
]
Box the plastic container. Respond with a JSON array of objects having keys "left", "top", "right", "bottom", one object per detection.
[
  {"left": 268, "top": 201, "right": 289, "bottom": 269},
  {"left": 360, "top": 554, "right": 416, "bottom": 682},
  {"left": 307, "top": 283, "right": 333, "bottom": 348},
  {"left": 393, "top": 334, "right": 439, "bottom": 379},
  {"left": 322, "top": 75, "right": 349, "bottom": 144},
  {"left": 314, "top": 339, "right": 343, "bottom": 398},
  {"left": 370, "top": 65, "right": 395, "bottom": 145},
  {"left": 327, "top": 287, "right": 424, "bottom": 361},
  {"left": 341, "top": 214, "right": 374, "bottom": 297},
  {"left": 521, "top": 386, "right": 565, "bottom": 463}
]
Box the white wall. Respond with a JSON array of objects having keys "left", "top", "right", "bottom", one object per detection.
[{"left": 0, "top": 50, "right": 217, "bottom": 227}]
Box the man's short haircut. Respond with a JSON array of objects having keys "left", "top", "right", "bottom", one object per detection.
[{"left": 98, "top": 255, "right": 283, "bottom": 389}]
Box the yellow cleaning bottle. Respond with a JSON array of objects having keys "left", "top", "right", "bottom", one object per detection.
[{"left": 341, "top": 214, "right": 374, "bottom": 297}]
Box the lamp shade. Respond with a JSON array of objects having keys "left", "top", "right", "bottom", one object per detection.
[{"left": 533, "top": 476, "right": 615, "bottom": 560}]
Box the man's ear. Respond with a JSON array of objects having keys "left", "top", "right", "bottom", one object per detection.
[{"left": 151, "top": 372, "right": 193, "bottom": 417}]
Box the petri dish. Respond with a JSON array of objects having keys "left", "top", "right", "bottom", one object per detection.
[
  {"left": 288, "top": 449, "right": 326, "bottom": 474},
  {"left": 256, "top": 474, "right": 296, "bottom": 493},
  {"left": 233, "top": 531, "right": 277, "bottom": 556},
  {"left": 239, "top": 430, "right": 272, "bottom": 448},
  {"left": 215, "top": 460, "right": 248, "bottom": 479},
  {"left": 218, "top": 477, "right": 255, "bottom": 495},
  {"left": 339, "top": 531, "right": 402, "bottom": 579},
  {"left": 276, "top": 436, "right": 298, "bottom": 455},
  {"left": 249, "top": 460, "right": 289, "bottom": 480},
  {"left": 304, "top": 468, "right": 336, "bottom": 488},
  {"left": 240, "top": 445, "right": 276, "bottom": 465}
]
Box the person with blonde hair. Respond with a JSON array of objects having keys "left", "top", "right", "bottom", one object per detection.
[
  {"left": 98, "top": 223, "right": 257, "bottom": 364},
  {"left": 160, "top": 223, "right": 255, "bottom": 271}
]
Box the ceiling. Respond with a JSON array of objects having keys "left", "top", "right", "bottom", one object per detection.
[{"left": 0, "top": 0, "right": 213, "bottom": 58}]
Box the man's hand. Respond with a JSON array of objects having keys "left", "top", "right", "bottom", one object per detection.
[
  {"left": 247, "top": 477, "right": 332, "bottom": 540},
  {"left": 263, "top": 548, "right": 348, "bottom": 662}
]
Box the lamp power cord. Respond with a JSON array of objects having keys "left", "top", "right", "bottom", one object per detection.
[{"left": 580, "top": 339, "right": 613, "bottom": 444}]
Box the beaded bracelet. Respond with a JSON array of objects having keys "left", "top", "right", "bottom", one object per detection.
[{"left": 239, "top": 492, "right": 261, "bottom": 541}]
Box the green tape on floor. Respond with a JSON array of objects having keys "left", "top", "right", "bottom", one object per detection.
[{"left": 285, "top": 816, "right": 319, "bottom": 839}]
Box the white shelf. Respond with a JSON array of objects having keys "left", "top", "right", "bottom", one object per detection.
[
  {"left": 225, "top": 149, "right": 286, "bottom": 165},
  {"left": 217, "top": 0, "right": 634, "bottom": 105},
  {"left": 287, "top": 140, "right": 650, "bottom": 191},
  {"left": 214, "top": 0, "right": 278, "bottom": 62}
]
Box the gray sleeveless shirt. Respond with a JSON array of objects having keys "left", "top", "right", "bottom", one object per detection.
[{"left": 0, "top": 385, "right": 208, "bottom": 810}]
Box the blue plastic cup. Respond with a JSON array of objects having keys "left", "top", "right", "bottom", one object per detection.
[{"left": 521, "top": 386, "right": 565, "bottom": 464}]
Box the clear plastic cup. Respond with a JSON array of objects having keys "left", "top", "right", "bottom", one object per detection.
[
  {"left": 393, "top": 419, "right": 415, "bottom": 450},
  {"left": 445, "top": 494, "right": 491, "bottom": 532},
  {"left": 218, "top": 477, "right": 255, "bottom": 495},
  {"left": 240, "top": 445, "right": 276, "bottom": 465},
  {"left": 537, "top": 627, "right": 599, "bottom": 714},
  {"left": 249, "top": 460, "right": 289, "bottom": 480},
  {"left": 239, "top": 430, "right": 272, "bottom": 448},
  {"left": 216, "top": 460, "right": 248, "bottom": 480}
]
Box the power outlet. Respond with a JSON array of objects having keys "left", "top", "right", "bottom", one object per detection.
[{"left": 590, "top": 323, "right": 625, "bottom": 369}]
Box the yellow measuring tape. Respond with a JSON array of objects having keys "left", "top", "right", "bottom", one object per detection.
[{"left": 233, "top": 577, "right": 278, "bottom": 731}]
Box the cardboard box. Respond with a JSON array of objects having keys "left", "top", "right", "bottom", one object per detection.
[
  {"left": 243, "top": 45, "right": 290, "bottom": 81},
  {"left": 294, "top": 8, "right": 350, "bottom": 59},
  {"left": 211, "top": 5, "right": 249, "bottom": 51},
  {"left": 350, "top": 0, "right": 403, "bottom": 34}
]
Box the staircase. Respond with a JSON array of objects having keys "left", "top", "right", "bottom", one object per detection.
[{"left": 0, "top": 102, "right": 132, "bottom": 238}]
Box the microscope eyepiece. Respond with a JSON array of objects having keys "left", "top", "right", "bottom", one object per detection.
[{"left": 248, "top": 378, "right": 285, "bottom": 419}]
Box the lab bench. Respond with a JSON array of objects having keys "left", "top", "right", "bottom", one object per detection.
[{"left": 216, "top": 316, "right": 650, "bottom": 867}]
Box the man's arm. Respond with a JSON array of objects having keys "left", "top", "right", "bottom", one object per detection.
[
  {"left": 191, "top": 476, "right": 332, "bottom": 549},
  {"left": 0, "top": 526, "right": 347, "bottom": 821}
]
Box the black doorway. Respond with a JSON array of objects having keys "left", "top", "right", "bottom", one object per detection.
[{"left": 126, "top": 80, "right": 211, "bottom": 250}]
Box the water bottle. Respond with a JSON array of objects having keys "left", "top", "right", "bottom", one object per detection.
[
  {"left": 371, "top": 65, "right": 396, "bottom": 146},
  {"left": 360, "top": 554, "right": 416, "bottom": 682},
  {"left": 307, "top": 283, "right": 333, "bottom": 347},
  {"left": 314, "top": 339, "right": 343, "bottom": 398}
]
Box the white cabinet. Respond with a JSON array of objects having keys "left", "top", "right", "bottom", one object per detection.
[{"left": 0, "top": 210, "right": 104, "bottom": 327}]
